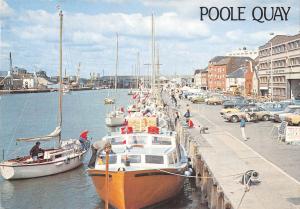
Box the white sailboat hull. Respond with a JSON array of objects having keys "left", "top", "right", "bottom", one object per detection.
[
  {"left": 105, "top": 116, "right": 125, "bottom": 127},
  {"left": 0, "top": 152, "right": 86, "bottom": 180}
]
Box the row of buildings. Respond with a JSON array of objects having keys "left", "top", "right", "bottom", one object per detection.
[{"left": 194, "top": 33, "right": 300, "bottom": 100}]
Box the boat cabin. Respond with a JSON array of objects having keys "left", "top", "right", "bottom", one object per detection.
[{"left": 95, "top": 132, "right": 187, "bottom": 171}]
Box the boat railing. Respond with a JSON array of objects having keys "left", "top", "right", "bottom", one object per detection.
[{"left": 107, "top": 133, "right": 175, "bottom": 146}]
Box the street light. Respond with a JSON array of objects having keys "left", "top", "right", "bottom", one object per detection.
[{"left": 269, "top": 32, "right": 275, "bottom": 101}]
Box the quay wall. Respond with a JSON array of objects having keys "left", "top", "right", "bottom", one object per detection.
[{"left": 174, "top": 121, "right": 233, "bottom": 209}]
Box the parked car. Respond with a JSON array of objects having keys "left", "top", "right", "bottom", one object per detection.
[
  {"left": 220, "top": 105, "right": 254, "bottom": 117},
  {"left": 223, "top": 106, "right": 263, "bottom": 123},
  {"left": 273, "top": 105, "right": 300, "bottom": 122},
  {"left": 285, "top": 113, "right": 300, "bottom": 126},
  {"left": 254, "top": 109, "right": 272, "bottom": 121},
  {"left": 191, "top": 96, "right": 205, "bottom": 103},
  {"left": 206, "top": 97, "right": 223, "bottom": 105},
  {"left": 223, "top": 99, "right": 248, "bottom": 109}
]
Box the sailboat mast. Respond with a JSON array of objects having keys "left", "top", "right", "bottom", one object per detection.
[
  {"left": 151, "top": 14, "right": 155, "bottom": 92},
  {"left": 137, "top": 52, "right": 140, "bottom": 89},
  {"left": 115, "top": 33, "right": 119, "bottom": 92},
  {"left": 58, "top": 10, "right": 63, "bottom": 144},
  {"left": 156, "top": 47, "right": 160, "bottom": 81}
]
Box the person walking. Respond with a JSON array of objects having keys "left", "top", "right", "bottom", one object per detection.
[
  {"left": 240, "top": 115, "right": 248, "bottom": 141},
  {"left": 174, "top": 112, "right": 180, "bottom": 126}
]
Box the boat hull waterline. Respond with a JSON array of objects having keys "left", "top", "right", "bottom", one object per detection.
[{"left": 0, "top": 152, "right": 86, "bottom": 180}]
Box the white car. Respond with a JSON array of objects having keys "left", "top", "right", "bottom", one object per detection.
[{"left": 273, "top": 105, "right": 300, "bottom": 122}]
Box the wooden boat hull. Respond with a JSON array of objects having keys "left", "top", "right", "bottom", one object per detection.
[
  {"left": 0, "top": 153, "right": 85, "bottom": 180},
  {"left": 88, "top": 168, "right": 185, "bottom": 209}
]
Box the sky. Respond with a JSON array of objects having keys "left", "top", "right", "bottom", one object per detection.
[{"left": 0, "top": 0, "right": 299, "bottom": 77}]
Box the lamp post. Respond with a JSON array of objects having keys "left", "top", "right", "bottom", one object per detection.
[
  {"left": 245, "top": 59, "right": 252, "bottom": 97},
  {"left": 269, "top": 32, "right": 275, "bottom": 101}
]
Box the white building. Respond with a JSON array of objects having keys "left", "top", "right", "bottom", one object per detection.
[
  {"left": 226, "top": 48, "right": 258, "bottom": 60},
  {"left": 23, "top": 76, "right": 36, "bottom": 89},
  {"left": 258, "top": 33, "right": 300, "bottom": 100},
  {"left": 226, "top": 67, "right": 246, "bottom": 92}
]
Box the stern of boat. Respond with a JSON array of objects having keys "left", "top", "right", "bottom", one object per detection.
[{"left": 0, "top": 163, "right": 15, "bottom": 180}]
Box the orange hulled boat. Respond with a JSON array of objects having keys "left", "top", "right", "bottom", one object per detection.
[{"left": 88, "top": 128, "right": 188, "bottom": 209}]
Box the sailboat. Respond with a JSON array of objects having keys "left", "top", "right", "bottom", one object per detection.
[
  {"left": 62, "top": 68, "right": 71, "bottom": 95},
  {"left": 105, "top": 33, "right": 126, "bottom": 127},
  {"left": 104, "top": 70, "right": 115, "bottom": 104},
  {"left": 104, "top": 74, "right": 114, "bottom": 104},
  {"left": 0, "top": 10, "right": 90, "bottom": 180}
]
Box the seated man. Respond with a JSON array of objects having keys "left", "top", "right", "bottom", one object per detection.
[{"left": 30, "top": 141, "right": 44, "bottom": 161}]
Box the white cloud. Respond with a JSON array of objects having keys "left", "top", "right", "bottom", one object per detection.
[
  {"left": 13, "top": 10, "right": 210, "bottom": 43},
  {"left": 0, "top": 0, "right": 13, "bottom": 17}
]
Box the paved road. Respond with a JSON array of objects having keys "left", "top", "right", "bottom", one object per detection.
[{"left": 179, "top": 99, "right": 300, "bottom": 182}]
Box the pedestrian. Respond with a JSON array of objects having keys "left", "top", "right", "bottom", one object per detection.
[
  {"left": 175, "top": 112, "right": 180, "bottom": 126},
  {"left": 30, "top": 141, "right": 44, "bottom": 161},
  {"left": 184, "top": 109, "right": 191, "bottom": 119},
  {"left": 240, "top": 115, "right": 248, "bottom": 141},
  {"left": 88, "top": 140, "right": 112, "bottom": 168},
  {"left": 171, "top": 94, "right": 177, "bottom": 107}
]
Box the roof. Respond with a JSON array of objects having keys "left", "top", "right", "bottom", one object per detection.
[
  {"left": 259, "top": 33, "right": 300, "bottom": 49},
  {"left": 217, "top": 57, "right": 231, "bottom": 65},
  {"left": 209, "top": 56, "right": 227, "bottom": 64},
  {"left": 209, "top": 56, "right": 253, "bottom": 66},
  {"left": 227, "top": 67, "right": 246, "bottom": 78},
  {"left": 194, "top": 68, "right": 207, "bottom": 75}
]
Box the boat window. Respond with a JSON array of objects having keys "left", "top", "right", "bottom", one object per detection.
[
  {"left": 98, "top": 155, "right": 117, "bottom": 165},
  {"left": 128, "top": 136, "right": 146, "bottom": 145},
  {"left": 110, "top": 137, "right": 125, "bottom": 145},
  {"left": 152, "top": 137, "right": 172, "bottom": 145},
  {"left": 121, "top": 155, "right": 141, "bottom": 163},
  {"left": 145, "top": 155, "right": 164, "bottom": 164},
  {"left": 168, "top": 153, "right": 174, "bottom": 164}
]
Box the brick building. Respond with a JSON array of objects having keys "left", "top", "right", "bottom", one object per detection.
[
  {"left": 258, "top": 33, "right": 300, "bottom": 100},
  {"left": 208, "top": 56, "right": 252, "bottom": 91}
]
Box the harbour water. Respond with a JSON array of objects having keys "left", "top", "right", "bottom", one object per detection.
[{"left": 0, "top": 90, "right": 205, "bottom": 209}]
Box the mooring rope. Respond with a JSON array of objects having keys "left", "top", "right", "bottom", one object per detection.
[{"left": 155, "top": 168, "right": 244, "bottom": 179}]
